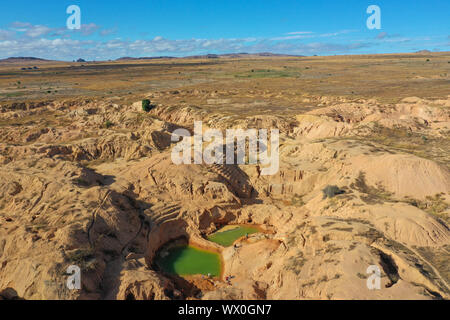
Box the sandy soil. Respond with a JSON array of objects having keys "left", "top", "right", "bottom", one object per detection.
[{"left": 0, "top": 53, "right": 449, "bottom": 300}]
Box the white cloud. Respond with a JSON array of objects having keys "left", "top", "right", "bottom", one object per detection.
[
  {"left": 273, "top": 30, "right": 356, "bottom": 41},
  {"left": 10, "top": 21, "right": 102, "bottom": 38},
  {"left": 0, "top": 29, "right": 15, "bottom": 41},
  {"left": 9, "top": 22, "right": 52, "bottom": 38},
  {"left": 286, "top": 31, "right": 314, "bottom": 35},
  {"left": 25, "top": 25, "right": 52, "bottom": 38},
  {"left": 9, "top": 21, "right": 32, "bottom": 32},
  {"left": 0, "top": 33, "right": 375, "bottom": 60},
  {"left": 0, "top": 22, "right": 444, "bottom": 60},
  {"left": 271, "top": 34, "right": 315, "bottom": 40},
  {"left": 78, "top": 23, "right": 100, "bottom": 36},
  {"left": 100, "top": 28, "right": 117, "bottom": 36},
  {"left": 10, "top": 21, "right": 31, "bottom": 28},
  {"left": 319, "top": 30, "right": 356, "bottom": 37},
  {"left": 377, "top": 32, "right": 388, "bottom": 39}
]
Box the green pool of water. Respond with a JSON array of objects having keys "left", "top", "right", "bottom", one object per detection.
[
  {"left": 207, "top": 225, "right": 260, "bottom": 247},
  {"left": 156, "top": 245, "right": 221, "bottom": 277}
]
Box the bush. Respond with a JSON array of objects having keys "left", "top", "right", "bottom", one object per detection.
[
  {"left": 142, "top": 99, "right": 152, "bottom": 112},
  {"left": 104, "top": 120, "right": 113, "bottom": 129},
  {"left": 322, "top": 185, "right": 345, "bottom": 199}
]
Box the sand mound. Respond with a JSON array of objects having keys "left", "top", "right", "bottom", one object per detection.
[{"left": 348, "top": 153, "right": 450, "bottom": 199}]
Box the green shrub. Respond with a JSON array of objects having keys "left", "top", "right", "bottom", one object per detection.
[
  {"left": 104, "top": 120, "right": 113, "bottom": 129},
  {"left": 142, "top": 99, "right": 152, "bottom": 112},
  {"left": 72, "top": 178, "right": 90, "bottom": 187},
  {"left": 322, "top": 185, "right": 345, "bottom": 199}
]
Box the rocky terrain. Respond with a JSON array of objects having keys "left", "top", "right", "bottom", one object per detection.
[{"left": 0, "top": 54, "right": 449, "bottom": 300}]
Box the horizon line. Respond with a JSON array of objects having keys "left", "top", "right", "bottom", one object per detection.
[{"left": 1, "top": 50, "right": 448, "bottom": 63}]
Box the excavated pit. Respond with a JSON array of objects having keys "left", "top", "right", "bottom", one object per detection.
[
  {"left": 143, "top": 216, "right": 274, "bottom": 299},
  {"left": 154, "top": 238, "right": 222, "bottom": 278},
  {"left": 207, "top": 224, "right": 262, "bottom": 247}
]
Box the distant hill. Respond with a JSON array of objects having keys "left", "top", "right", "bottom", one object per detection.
[
  {"left": 253, "top": 52, "right": 304, "bottom": 57},
  {"left": 184, "top": 53, "right": 304, "bottom": 59},
  {"left": 0, "top": 57, "right": 50, "bottom": 63},
  {"left": 116, "top": 52, "right": 304, "bottom": 61},
  {"left": 415, "top": 50, "right": 432, "bottom": 54},
  {"left": 1, "top": 52, "right": 306, "bottom": 64},
  {"left": 116, "top": 56, "right": 176, "bottom": 61},
  {"left": 184, "top": 54, "right": 221, "bottom": 59}
]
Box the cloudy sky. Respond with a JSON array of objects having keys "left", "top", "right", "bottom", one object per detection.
[{"left": 0, "top": 0, "right": 448, "bottom": 61}]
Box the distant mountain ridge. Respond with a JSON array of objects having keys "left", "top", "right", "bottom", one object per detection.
[
  {"left": 1, "top": 53, "right": 304, "bottom": 63},
  {"left": 116, "top": 52, "right": 305, "bottom": 60},
  {"left": 115, "top": 56, "right": 176, "bottom": 61},
  {"left": 1, "top": 51, "right": 442, "bottom": 63},
  {"left": 415, "top": 50, "right": 432, "bottom": 54},
  {"left": 0, "top": 57, "right": 50, "bottom": 62}
]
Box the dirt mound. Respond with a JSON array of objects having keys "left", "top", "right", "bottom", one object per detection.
[
  {"left": 347, "top": 153, "right": 450, "bottom": 199},
  {"left": 0, "top": 90, "right": 449, "bottom": 300}
]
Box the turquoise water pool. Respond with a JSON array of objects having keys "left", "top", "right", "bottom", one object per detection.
[
  {"left": 156, "top": 245, "right": 221, "bottom": 277},
  {"left": 207, "top": 225, "right": 259, "bottom": 247}
]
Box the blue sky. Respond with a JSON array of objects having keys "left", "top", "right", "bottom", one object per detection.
[{"left": 0, "top": 0, "right": 448, "bottom": 60}]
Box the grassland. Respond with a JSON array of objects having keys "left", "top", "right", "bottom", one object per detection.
[{"left": 1, "top": 52, "right": 449, "bottom": 108}]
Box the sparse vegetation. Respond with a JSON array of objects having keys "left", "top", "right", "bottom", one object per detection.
[
  {"left": 325, "top": 243, "right": 342, "bottom": 254},
  {"left": 322, "top": 185, "right": 345, "bottom": 199},
  {"left": 290, "top": 194, "right": 305, "bottom": 207},
  {"left": 404, "top": 194, "right": 449, "bottom": 223},
  {"left": 66, "top": 247, "right": 96, "bottom": 270},
  {"left": 357, "top": 272, "right": 367, "bottom": 279},
  {"left": 286, "top": 251, "right": 306, "bottom": 275},
  {"left": 234, "top": 68, "right": 301, "bottom": 79},
  {"left": 72, "top": 178, "right": 90, "bottom": 187},
  {"left": 104, "top": 120, "right": 114, "bottom": 129},
  {"left": 351, "top": 124, "right": 450, "bottom": 166},
  {"left": 351, "top": 171, "right": 394, "bottom": 204},
  {"left": 142, "top": 99, "right": 152, "bottom": 112}
]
